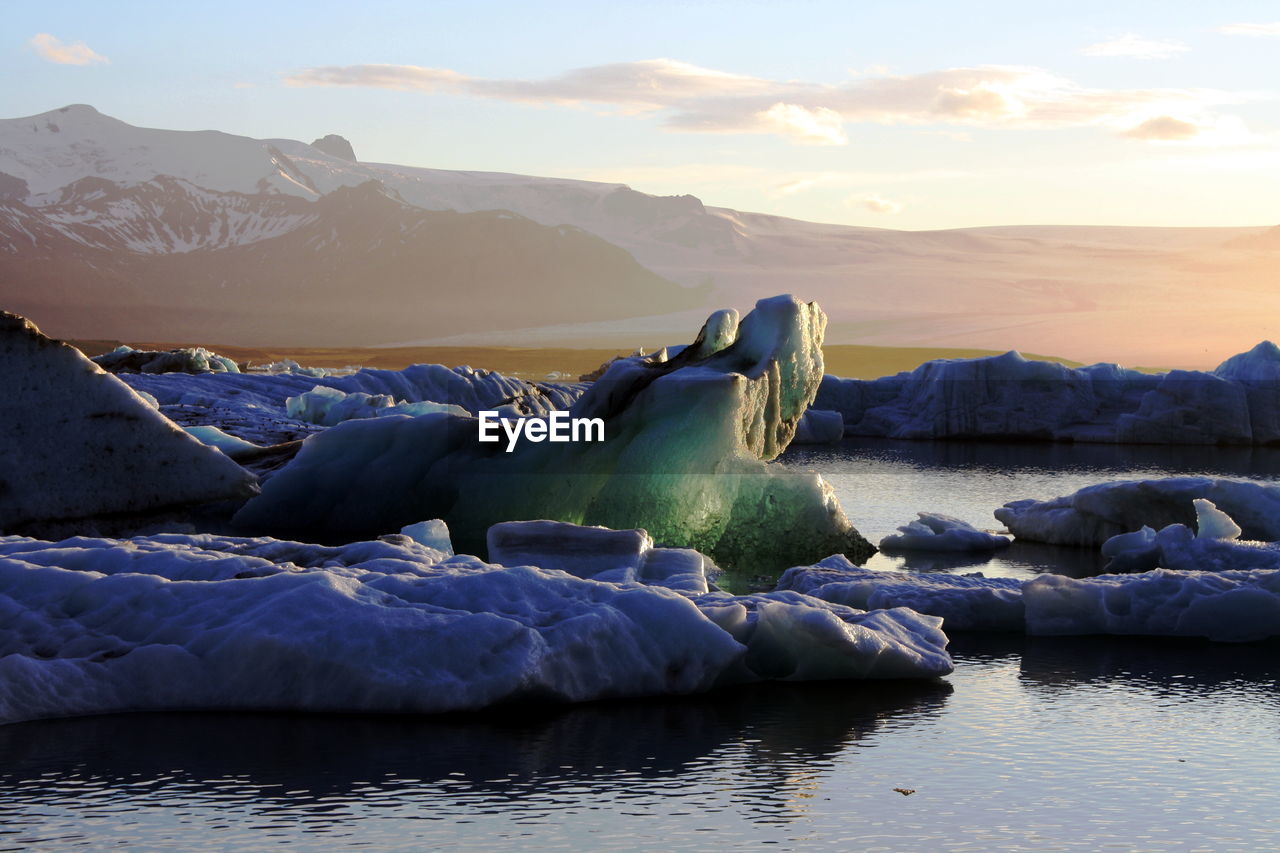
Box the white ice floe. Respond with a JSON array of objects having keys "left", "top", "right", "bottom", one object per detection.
[
  {"left": 233, "top": 296, "right": 874, "bottom": 568},
  {"left": 0, "top": 313, "right": 258, "bottom": 536},
  {"left": 995, "top": 477, "right": 1280, "bottom": 546},
  {"left": 782, "top": 518, "right": 1280, "bottom": 641},
  {"left": 778, "top": 556, "right": 1025, "bottom": 632},
  {"left": 1022, "top": 569, "right": 1280, "bottom": 643},
  {"left": 1099, "top": 501, "right": 1280, "bottom": 575},
  {"left": 181, "top": 425, "right": 264, "bottom": 460},
  {"left": 814, "top": 341, "right": 1280, "bottom": 445},
  {"left": 0, "top": 529, "right": 952, "bottom": 725},
  {"left": 878, "top": 513, "right": 1011, "bottom": 553}
]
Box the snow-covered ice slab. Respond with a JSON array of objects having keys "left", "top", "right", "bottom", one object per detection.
[
  {"left": 779, "top": 556, "right": 1025, "bottom": 632},
  {"left": 234, "top": 296, "right": 875, "bottom": 569},
  {"left": 1023, "top": 570, "right": 1280, "bottom": 643},
  {"left": 995, "top": 477, "right": 1280, "bottom": 546},
  {"left": 780, "top": 546, "right": 1280, "bottom": 641},
  {"left": 0, "top": 531, "right": 952, "bottom": 725},
  {"left": 1100, "top": 500, "right": 1280, "bottom": 575},
  {"left": 814, "top": 341, "right": 1280, "bottom": 445},
  {"left": 879, "top": 512, "right": 1011, "bottom": 553},
  {"left": 0, "top": 313, "right": 258, "bottom": 536}
]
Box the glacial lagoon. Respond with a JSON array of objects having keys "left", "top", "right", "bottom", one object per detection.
[{"left": 3, "top": 439, "right": 1278, "bottom": 851}]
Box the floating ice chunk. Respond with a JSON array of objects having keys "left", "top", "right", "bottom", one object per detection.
[
  {"left": 778, "top": 556, "right": 1024, "bottom": 632},
  {"left": 1100, "top": 525, "right": 1160, "bottom": 573},
  {"left": 488, "top": 520, "right": 652, "bottom": 580},
  {"left": 1100, "top": 505, "right": 1280, "bottom": 575},
  {"left": 638, "top": 548, "right": 717, "bottom": 595},
  {"left": 0, "top": 312, "right": 258, "bottom": 536},
  {"left": 0, "top": 531, "right": 951, "bottom": 724},
  {"left": 399, "top": 519, "right": 454, "bottom": 555},
  {"left": 995, "top": 477, "right": 1280, "bottom": 546},
  {"left": 879, "top": 512, "right": 1011, "bottom": 553},
  {"left": 1023, "top": 570, "right": 1280, "bottom": 643},
  {"left": 183, "top": 425, "right": 263, "bottom": 460},
  {"left": 695, "top": 590, "right": 951, "bottom": 681},
  {"left": 486, "top": 520, "right": 718, "bottom": 593},
  {"left": 792, "top": 409, "right": 845, "bottom": 444},
  {"left": 1193, "top": 498, "right": 1242, "bottom": 541}
]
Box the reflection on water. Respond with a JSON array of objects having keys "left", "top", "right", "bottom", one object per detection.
[
  {"left": 4, "top": 644, "right": 1278, "bottom": 851},
  {"left": 0, "top": 682, "right": 950, "bottom": 851},
  {"left": 781, "top": 437, "right": 1280, "bottom": 579}
]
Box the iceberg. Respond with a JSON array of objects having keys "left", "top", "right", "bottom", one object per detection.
[
  {"left": 994, "top": 477, "right": 1280, "bottom": 546},
  {"left": 0, "top": 313, "right": 258, "bottom": 537},
  {"left": 814, "top": 342, "right": 1280, "bottom": 445},
  {"left": 878, "top": 512, "right": 1011, "bottom": 553},
  {"left": 0, "top": 528, "right": 951, "bottom": 725},
  {"left": 233, "top": 296, "right": 875, "bottom": 570}
]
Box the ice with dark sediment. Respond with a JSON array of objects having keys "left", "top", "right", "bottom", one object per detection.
[{"left": 0, "top": 312, "right": 258, "bottom": 537}]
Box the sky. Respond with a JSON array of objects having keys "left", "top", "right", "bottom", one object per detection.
[{"left": 4, "top": 0, "right": 1280, "bottom": 230}]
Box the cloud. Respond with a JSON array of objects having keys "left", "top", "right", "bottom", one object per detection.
[
  {"left": 1217, "top": 22, "right": 1280, "bottom": 37},
  {"left": 848, "top": 193, "right": 903, "bottom": 214},
  {"left": 1080, "top": 35, "right": 1189, "bottom": 59},
  {"left": 286, "top": 58, "right": 1254, "bottom": 146},
  {"left": 1121, "top": 113, "right": 1254, "bottom": 145},
  {"left": 29, "top": 33, "right": 108, "bottom": 66},
  {"left": 754, "top": 103, "right": 848, "bottom": 145},
  {"left": 1123, "top": 116, "right": 1201, "bottom": 140}
]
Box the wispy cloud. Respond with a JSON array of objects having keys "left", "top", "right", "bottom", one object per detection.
[
  {"left": 1080, "top": 35, "right": 1188, "bottom": 59},
  {"left": 848, "top": 193, "right": 904, "bottom": 214},
  {"left": 1217, "top": 22, "right": 1280, "bottom": 37},
  {"left": 286, "top": 58, "right": 1254, "bottom": 147},
  {"left": 29, "top": 33, "right": 108, "bottom": 66},
  {"left": 1121, "top": 113, "right": 1253, "bottom": 145}
]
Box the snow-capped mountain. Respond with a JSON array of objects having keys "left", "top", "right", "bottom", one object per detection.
[{"left": 2, "top": 104, "right": 1277, "bottom": 364}]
